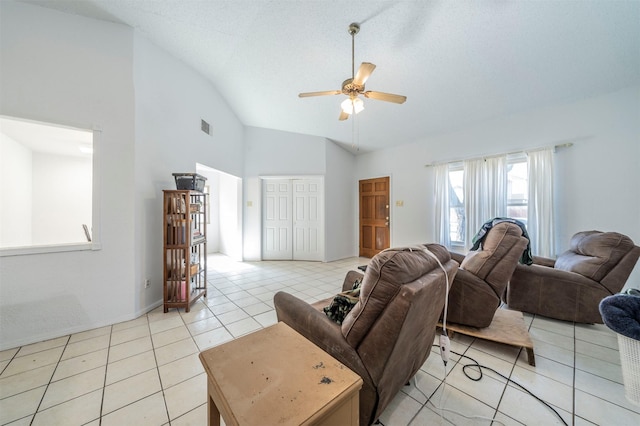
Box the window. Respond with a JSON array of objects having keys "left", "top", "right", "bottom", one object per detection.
[
  {"left": 448, "top": 163, "right": 464, "bottom": 245},
  {"left": 446, "top": 155, "right": 529, "bottom": 247},
  {"left": 0, "top": 116, "right": 97, "bottom": 254},
  {"left": 506, "top": 154, "right": 528, "bottom": 227},
  {"left": 436, "top": 148, "right": 555, "bottom": 255}
]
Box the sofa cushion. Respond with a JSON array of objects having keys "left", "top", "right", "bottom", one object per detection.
[
  {"left": 555, "top": 231, "right": 635, "bottom": 281},
  {"left": 460, "top": 250, "right": 490, "bottom": 276},
  {"left": 341, "top": 244, "right": 451, "bottom": 347},
  {"left": 460, "top": 222, "right": 524, "bottom": 279}
]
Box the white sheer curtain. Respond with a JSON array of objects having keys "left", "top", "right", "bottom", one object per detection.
[
  {"left": 485, "top": 156, "right": 507, "bottom": 220},
  {"left": 527, "top": 147, "right": 555, "bottom": 257},
  {"left": 434, "top": 164, "right": 451, "bottom": 247},
  {"left": 463, "top": 156, "right": 507, "bottom": 250},
  {"left": 463, "top": 158, "right": 485, "bottom": 250}
]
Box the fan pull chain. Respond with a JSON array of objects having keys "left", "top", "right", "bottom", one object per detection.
[{"left": 352, "top": 102, "right": 360, "bottom": 151}]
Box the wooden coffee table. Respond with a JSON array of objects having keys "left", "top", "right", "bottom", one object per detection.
[{"left": 199, "top": 321, "right": 363, "bottom": 426}]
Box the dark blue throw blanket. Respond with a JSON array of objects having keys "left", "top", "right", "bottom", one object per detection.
[{"left": 599, "top": 293, "right": 640, "bottom": 340}]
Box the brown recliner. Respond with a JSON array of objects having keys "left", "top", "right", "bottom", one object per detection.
[
  {"left": 274, "top": 244, "right": 458, "bottom": 426},
  {"left": 506, "top": 230, "right": 640, "bottom": 324},
  {"left": 446, "top": 221, "right": 529, "bottom": 328}
]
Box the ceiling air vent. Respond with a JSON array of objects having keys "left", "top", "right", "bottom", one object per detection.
[{"left": 201, "top": 119, "right": 211, "bottom": 135}]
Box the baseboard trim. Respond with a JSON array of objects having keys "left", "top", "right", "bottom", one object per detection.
[{"left": 0, "top": 299, "right": 164, "bottom": 351}]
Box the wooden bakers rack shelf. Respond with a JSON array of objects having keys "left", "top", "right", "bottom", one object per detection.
[{"left": 163, "top": 190, "right": 207, "bottom": 312}]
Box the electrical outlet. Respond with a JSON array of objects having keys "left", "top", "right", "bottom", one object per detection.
[{"left": 144, "top": 279, "right": 151, "bottom": 289}]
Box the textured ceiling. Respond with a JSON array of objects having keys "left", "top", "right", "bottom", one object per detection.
[{"left": 18, "top": 0, "right": 640, "bottom": 153}]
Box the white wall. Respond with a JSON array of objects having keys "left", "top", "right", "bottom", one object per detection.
[
  {"left": 243, "top": 176, "right": 262, "bottom": 261},
  {"left": 324, "top": 141, "right": 357, "bottom": 261},
  {"left": 219, "top": 172, "right": 243, "bottom": 260},
  {"left": 0, "top": 133, "right": 32, "bottom": 247},
  {"left": 0, "top": 1, "right": 136, "bottom": 349},
  {"left": 32, "top": 153, "right": 92, "bottom": 245},
  {"left": 0, "top": 1, "right": 245, "bottom": 349},
  {"left": 244, "top": 127, "right": 327, "bottom": 177},
  {"left": 357, "top": 86, "right": 640, "bottom": 286},
  {"left": 2, "top": 2, "right": 636, "bottom": 351},
  {"left": 132, "top": 33, "right": 245, "bottom": 314},
  {"left": 242, "top": 127, "right": 358, "bottom": 262},
  {"left": 196, "top": 167, "right": 221, "bottom": 253},
  {"left": 196, "top": 165, "right": 244, "bottom": 259},
  {"left": 243, "top": 126, "right": 328, "bottom": 260}
]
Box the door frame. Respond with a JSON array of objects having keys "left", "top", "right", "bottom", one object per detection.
[{"left": 359, "top": 176, "right": 391, "bottom": 258}]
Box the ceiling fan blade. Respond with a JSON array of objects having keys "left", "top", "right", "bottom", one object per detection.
[
  {"left": 298, "top": 90, "right": 342, "bottom": 98},
  {"left": 339, "top": 110, "right": 349, "bottom": 121},
  {"left": 363, "top": 91, "right": 407, "bottom": 104},
  {"left": 353, "top": 62, "right": 376, "bottom": 86}
]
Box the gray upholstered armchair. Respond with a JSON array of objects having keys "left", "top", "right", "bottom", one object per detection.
[
  {"left": 274, "top": 244, "right": 458, "bottom": 426},
  {"left": 506, "top": 231, "right": 640, "bottom": 323},
  {"left": 446, "top": 221, "right": 529, "bottom": 328}
]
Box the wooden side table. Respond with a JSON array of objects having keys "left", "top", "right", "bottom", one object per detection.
[{"left": 199, "top": 322, "right": 363, "bottom": 426}]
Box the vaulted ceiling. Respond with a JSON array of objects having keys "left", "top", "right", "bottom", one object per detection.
[{"left": 19, "top": 0, "right": 640, "bottom": 153}]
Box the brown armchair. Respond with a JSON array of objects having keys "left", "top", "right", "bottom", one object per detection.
[
  {"left": 506, "top": 231, "right": 640, "bottom": 323},
  {"left": 274, "top": 244, "right": 458, "bottom": 426},
  {"left": 446, "top": 221, "right": 530, "bottom": 328}
]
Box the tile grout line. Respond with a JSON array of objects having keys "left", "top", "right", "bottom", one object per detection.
[
  {"left": 0, "top": 349, "right": 19, "bottom": 377},
  {"left": 170, "top": 301, "right": 215, "bottom": 425},
  {"left": 157, "top": 311, "right": 175, "bottom": 425},
  {"left": 95, "top": 315, "right": 172, "bottom": 423},
  {"left": 408, "top": 337, "right": 476, "bottom": 424},
  {"left": 3, "top": 256, "right": 629, "bottom": 426},
  {"left": 97, "top": 325, "right": 114, "bottom": 426},
  {"left": 160, "top": 303, "right": 216, "bottom": 423},
  {"left": 571, "top": 322, "right": 578, "bottom": 426},
  {"left": 29, "top": 334, "right": 71, "bottom": 426},
  {"left": 492, "top": 343, "right": 523, "bottom": 423}
]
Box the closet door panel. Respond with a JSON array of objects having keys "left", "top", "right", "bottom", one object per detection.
[{"left": 262, "top": 180, "right": 293, "bottom": 260}]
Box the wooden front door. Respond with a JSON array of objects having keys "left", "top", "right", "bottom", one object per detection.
[{"left": 359, "top": 176, "right": 390, "bottom": 258}]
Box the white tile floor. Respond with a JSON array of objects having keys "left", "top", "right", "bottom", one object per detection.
[{"left": 1, "top": 254, "right": 639, "bottom": 425}]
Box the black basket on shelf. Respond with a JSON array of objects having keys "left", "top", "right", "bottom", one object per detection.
[{"left": 172, "top": 173, "right": 206, "bottom": 192}]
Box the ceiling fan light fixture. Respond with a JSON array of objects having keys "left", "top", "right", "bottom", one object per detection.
[
  {"left": 341, "top": 97, "right": 364, "bottom": 115},
  {"left": 298, "top": 22, "right": 405, "bottom": 122}
]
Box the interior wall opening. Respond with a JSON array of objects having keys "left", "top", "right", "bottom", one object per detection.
[
  {"left": 196, "top": 163, "right": 243, "bottom": 261},
  {"left": 0, "top": 115, "right": 97, "bottom": 255}
]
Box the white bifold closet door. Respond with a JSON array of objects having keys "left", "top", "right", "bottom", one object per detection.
[{"left": 262, "top": 178, "right": 323, "bottom": 261}]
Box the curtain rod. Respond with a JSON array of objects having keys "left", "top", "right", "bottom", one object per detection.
[{"left": 424, "top": 142, "right": 573, "bottom": 167}]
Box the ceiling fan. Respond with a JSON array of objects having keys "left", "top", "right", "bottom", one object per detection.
[{"left": 298, "top": 23, "right": 407, "bottom": 121}]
